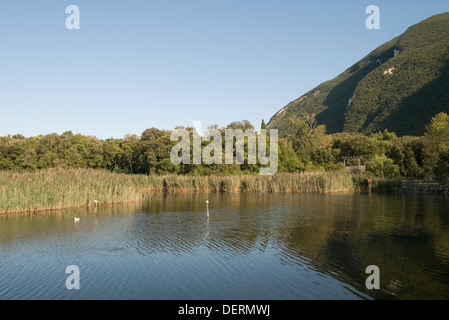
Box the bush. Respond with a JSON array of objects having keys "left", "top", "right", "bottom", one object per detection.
[
  {"left": 367, "top": 155, "right": 401, "bottom": 178},
  {"left": 434, "top": 149, "right": 449, "bottom": 181}
]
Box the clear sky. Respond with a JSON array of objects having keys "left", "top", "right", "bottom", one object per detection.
[{"left": 0, "top": 0, "right": 448, "bottom": 139}]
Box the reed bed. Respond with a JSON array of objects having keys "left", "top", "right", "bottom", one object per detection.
[
  {"left": 0, "top": 168, "right": 142, "bottom": 214},
  {"left": 0, "top": 169, "right": 361, "bottom": 214},
  {"left": 130, "top": 171, "right": 359, "bottom": 194}
]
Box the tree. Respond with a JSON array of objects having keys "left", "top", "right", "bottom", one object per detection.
[
  {"left": 367, "top": 155, "right": 401, "bottom": 178},
  {"left": 425, "top": 112, "right": 449, "bottom": 145},
  {"left": 424, "top": 112, "right": 449, "bottom": 178},
  {"left": 277, "top": 140, "right": 303, "bottom": 172},
  {"left": 36, "top": 134, "right": 61, "bottom": 168},
  {"left": 403, "top": 147, "right": 424, "bottom": 179},
  {"left": 118, "top": 134, "right": 141, "bottom": 174},
  {"left": 140, "top": 128, "right": 174, "bottom": 174},
  {"left": 18, "top": 148, "right": 38, "bottom": 170},
  {"left": 226, "top": 120, "right": 254, "bottom": 131},
  {"left": 434, "top": 150, "right": 449, "bottom": 181},
  {"left": 332, "top": 133, "right": 382, "bottom": 159},
  {"left": 370, "top": 129, "right": 398, "bottom": 141},
  {"left": 103, "top": 139, "right": 121, "bottom": 172},
  {"left": 86, "top": 137, "right": 104, "bottom": 168}
]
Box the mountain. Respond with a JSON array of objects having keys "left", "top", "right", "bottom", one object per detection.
[{"left": 267, "top": 13, "right": 449, "bottom": 137}]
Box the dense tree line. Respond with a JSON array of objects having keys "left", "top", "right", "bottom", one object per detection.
[{"left": 1, "top": 114, "right": 448, "bottom": 180}]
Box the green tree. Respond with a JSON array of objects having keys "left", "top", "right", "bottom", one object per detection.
[
  {"left": 86, "top": 137, "right": 104, "bottom": 168},
  {"left": 332, "top": 133, "right": 383, "bottom": 160},
  {"left": 226, "top": 120, "right": 254, "bottom": 131},
  {"left": 278, "top": 140, "right": 303, "bottom": 172},
  {"left": 140, "top": 128, "right": 174, "bottom": 174},
  {"left": 424, "top": 112, "right": 449, "bottom": 178},
  {"left": 367, "top": 155, "right": 401, "bottom": 178},
  {"left": 434, "top": 150, "right": 449, "bottom": 180},
  {"left": 103, "top": 139, "right": 121, "bottom": 172},
  {"left": 370, "top": 129, "right": 398, "bottom": 141},
  {"left": 118, "top": 134, "right": 141, "bottom": 174},
  {"left": 288, "top": 115, "right": 317, "bottom": 161},
  {"left": 425, "top": 112, "right": 449, "bottom": 146}
]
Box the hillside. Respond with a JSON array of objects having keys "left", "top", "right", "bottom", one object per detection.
[{"left": 267, "top": 13, "right": 449, "bottom": 137}]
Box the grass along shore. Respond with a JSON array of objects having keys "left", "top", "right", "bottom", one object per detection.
[{"left": 0, "top": 168, "right": 369, "bottom": 214}]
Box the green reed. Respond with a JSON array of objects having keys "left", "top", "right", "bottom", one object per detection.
[
  {"left": 0, "top": 169, "right": 361, "bottom": 214},
  {"left": 0, "top": 168, "right": 142, "bottom": 214},
  {"left": 129, "top": 171, "right": 359, "bottom": 194}
]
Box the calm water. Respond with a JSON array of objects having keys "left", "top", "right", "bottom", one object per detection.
[{"left": 0, "top": 192, "right": 448, "bottom": 300}]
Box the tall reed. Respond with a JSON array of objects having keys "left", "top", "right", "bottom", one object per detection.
[
  {"left": 0, "top": 169, "right": 360, "bottom": 214},
  {"left": 0, "top": 168, "right": 141, "bottom": 214}
]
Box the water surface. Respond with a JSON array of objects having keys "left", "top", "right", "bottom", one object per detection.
[{"left": 1, "top": 193, "right": 448, "bottom": 300}]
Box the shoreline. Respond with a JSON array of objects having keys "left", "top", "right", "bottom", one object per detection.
[{"left": 1, "top": 168, "right": 446, "bottom": 215}]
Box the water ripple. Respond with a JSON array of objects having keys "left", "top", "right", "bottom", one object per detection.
[{"left": 1, "top": 193, "right": 448, "bottom": 299}]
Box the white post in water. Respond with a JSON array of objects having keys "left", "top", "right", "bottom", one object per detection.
[{"left": 206, "top": 200, "right": 209, "bottom": 219}]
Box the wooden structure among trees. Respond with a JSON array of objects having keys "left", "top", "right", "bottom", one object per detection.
[{"left": 343, "top": 156, "right": 366, "bottom": 174}]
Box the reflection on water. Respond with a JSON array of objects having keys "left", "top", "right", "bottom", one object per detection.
[{"left": 0, "top": 193, "right": 448, "bottom": 300}]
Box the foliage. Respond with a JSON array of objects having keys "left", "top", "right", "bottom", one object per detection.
[
  {"left": 268, "top": 13, "right": 449, "bottom": 137},
  {"left": 0, "top": 170, "right": 360, "bottom": 214},
  {"left": 366, "top": 155, "right": 401, "bottom": 179},
  {"left": 424, "top": 112, "right": 449, "bottom": 179},
  {"left": 434, "top": 150, "right": 449, "bottom": 181},
  {"left": 370, "top": 129, "right": 398, "bottom": 141},
  {"left": 0, "top": 113, "right": 448, "bottom": 181},
  {"left": 0, "top": 168, "right": 142, "bottom": 214}
]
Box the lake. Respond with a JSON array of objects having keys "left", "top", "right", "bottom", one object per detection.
[{"left": 0, "top": 192, "right": 448, "bottom": 300}]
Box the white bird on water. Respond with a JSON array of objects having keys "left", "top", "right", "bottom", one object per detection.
[{"left": 74, "top": 217, "right": 80, "bottom": 222}]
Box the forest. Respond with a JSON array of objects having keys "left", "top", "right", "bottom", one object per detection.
[
  {"left": 267, "top": 13, "right": 449, "bottom": 137},
  {"left": 0, "top": 112, "right": 448, "bottom": 181}
]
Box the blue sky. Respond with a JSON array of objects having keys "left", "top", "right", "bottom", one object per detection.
[{"left": 0, "top": 1, "right": 448, "bottom": 139}]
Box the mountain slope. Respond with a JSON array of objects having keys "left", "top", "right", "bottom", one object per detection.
[{"left": 268, "top": 13, "right": 449, "bottom": 137}]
